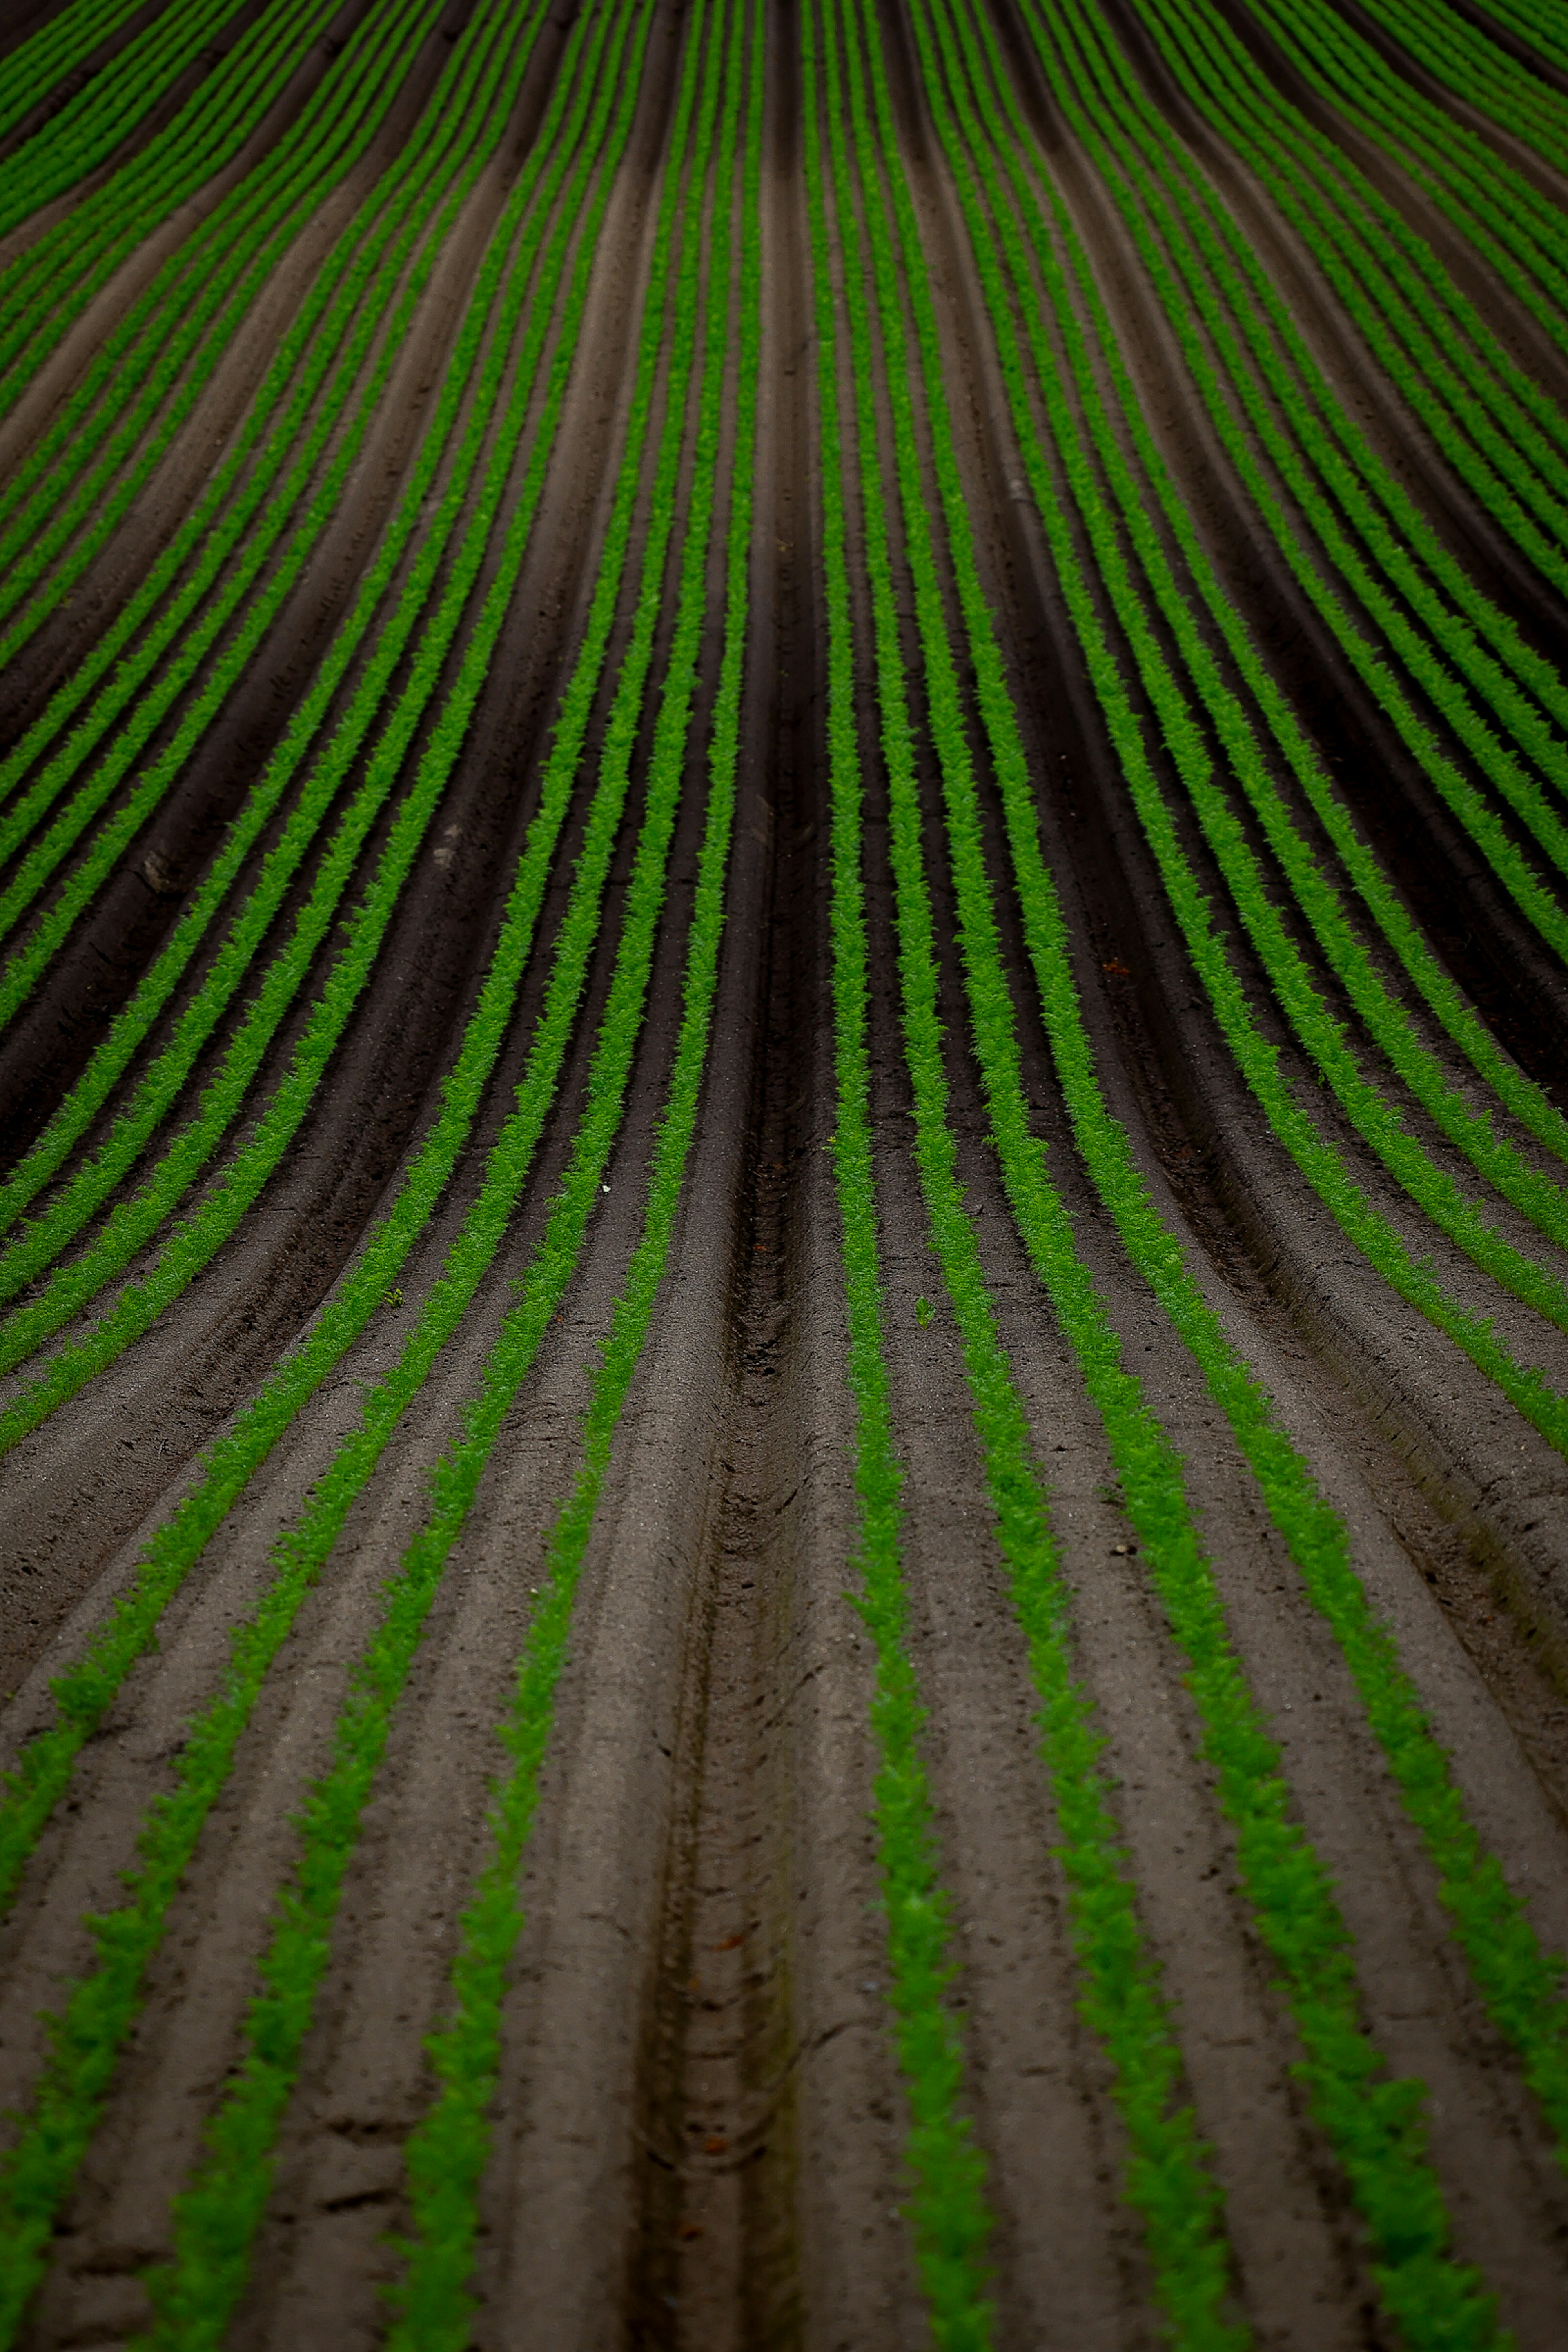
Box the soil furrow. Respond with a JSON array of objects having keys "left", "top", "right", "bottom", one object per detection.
[{"left": 5, "top": 1, "right": 1568, "bottom": 2341}]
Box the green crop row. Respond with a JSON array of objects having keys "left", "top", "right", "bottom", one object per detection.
[
  {"left": 823, "top": 0, "right": 1266, "bottom": 2335},
  {"left": 0, "top": 0, "right": 637, "bottom": 1385},
  {"left": 982, "top": 65, "right": 1568, "bottom": 1200},
  {"left": 0, "top": 0, "right": 461, "bottom": 694},
  {"left": 0, "top": 0, "right": 254, "bottom": 236},
  {"left": 937, "top": 0, "right": 1568, "bottom": 1295},
  {"left": 1471, "top": 0, "right": 1568, "bottom": 73},
  {"left": 1251, "top": 0, "right": 1568, "bottom": 356},
  {"left": 853, "top": 0, "right": 1555, "bottom": 2330},
  {"left": 1166, "top": 0, "right": 1568, "bottom": 525},
  {"left": 0, "top": 0, "right": 700, "bottom": 2320},
  {"left": 1020, "top": 0, "right": 1568, "bottom": 1383},
  {"left": 956, "top": 0, "right": 1568, "bottom": 1189},
  {"left": 0, "top": 0, "right": 541, "bottom": 1039},
  {"left": 1356, "top": 0, "right": 1568, "bottom": 169},
  {"left": 1025, "top": 0, "right": 1568, "bottom": 969},
  {"left": 0, "top": 0, "right": 551, "bottom": 1236},
  {"left": 143, "top": 0, "right": 763, "bottom": 2318},
  {"left": 1266, "top": 0, "right": 1568, "bottom": 276},
  {"left": 0, "top": 1, "right": 548, "bottom": 1243},
  {"left": 1054, "top": 0, "right": 1568, "bottom": 841},
  {"left": 0, "top": 0, "right": 675, "bottom": 1978},
  {"left": 931, "top": 0, "right": 1568, "bottom": 2197},
  {"left": 0, "top": 0, "right": 521, "bottom": 708},
  {"left": 1250, "top": 0, "right": 1568, "bottom": 298},
  {"left": 802, "top": 0, "right": 996, "bottom": 2335},
  {"left": 98, "top": 16, "right": 757, "bottom": 2333},
  {"left": 386, "top": 25, "right": 763, "bottom": 2334},
  {"left": 915, "top": 3, "right": 1568, "bottom": 1341},
  {"left": 0, "top": 0, "right": 461, "bottom": 693},
  {"left": 1015, "top": 0, "right": 1568, "bottom": 1443},
  {"left": 0, "top": 0, "right": 334, "bottom": 412},
  {"left": 1410, "top": 0, "right": 1567, "bottom": 163},
  {"left": 0, "top": 0, "right": 161, "bottom": 145},
  {"left": 1131, "top": 0, "right": 1568, "bottom": 623}
]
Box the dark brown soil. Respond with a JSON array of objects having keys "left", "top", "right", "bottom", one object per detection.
[{"left": 3, "top": 0, "right": 1568, "bottom": 2344}]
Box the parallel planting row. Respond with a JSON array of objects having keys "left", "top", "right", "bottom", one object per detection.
[{"left": 1, "top": 0, "right": 1568, "bottom": 2343}]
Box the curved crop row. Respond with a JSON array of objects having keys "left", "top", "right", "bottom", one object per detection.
[
  {"left": 1248, "top": 0, "right": 1568, "bottom": 354},
  {"left": 902, "top": 5, "right": 1568, "bottom": 1342},
  {"left": 978, "top": 60, "right": 1568, "bottom": 1287},
  {"left": 1129, "top": 0, "right": 1568, "bottom": 619},
  {"left": 0, "top": 0, "right": 162, "bottom": 147},
  {"left": 822, "top": 0, "right": 1270, "bottom": 2336},
  {"left": 924, "top": 0, "right": 1568, "bottom": 2189},
  {"left": 966, "top": 7, "right": 1568, "bottom": 1196},
  {"left": 0, "top": 0, "right": 634, "bottom": 1402},
  {"left": 0, "top": 0, "right": 676, "bottom": 1967},
  {"left": 1055, "top": 0, "right": 1568, "bottom": 830},
  {"left": 1023, "top": 0, "right": 1568, "bottom": 969},
  {"left": 804, "top": 2, "right": 998, "bottom": 2336},
  {"left": 1471, "top": 0, "right": 1568, "bottom": 75},
  {"left": 0, "top": 0, "right": 540, "bottom": 1041},
  {"left": 0, "top": 0, "right": 256, "bottom": 235},
  {"left": 0, "top": 8, "right": 749, "bottom": 2326},
  {"left": 0, "top": 0, "right": 505, "bottom": 659},
  {"left": 1349, "top": 0, "right": 1568, "bottom": 172},
  {"left": 0, "top": 0, "right": 344, "bottom": 417},
  {"left": 135, "top": 13, "right": 762, "bottom": 2334},
  {"left": 0, "top": 5, "right": 547, "bottom": 1275},
  {"left": 0, "top": 0, "right": 438, "bottom": 675},
  {"left": 841, "top": 0, "right": 1555, "bottom": 2334},
  {"left": 1002, "top": 0, "right": 1568, "bottom": 1449},
  {"left": 0, "top": 0, "right": 708, "bottom": 2320},
  {"left": 379, "top": 28, "right": 764, "bottom": 2336}
]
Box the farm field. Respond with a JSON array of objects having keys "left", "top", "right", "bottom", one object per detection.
[{"left": 1, "top": 0, "right": 1568, "bottom": 2342}]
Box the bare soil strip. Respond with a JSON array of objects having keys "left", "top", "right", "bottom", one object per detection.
[{"left": 3, "top": 0, "right": 1568, "bottom": 2344}]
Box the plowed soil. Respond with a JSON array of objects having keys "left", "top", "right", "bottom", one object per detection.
[{"left": 3, "top": 0, "right": 1568, "bottom": 2344}]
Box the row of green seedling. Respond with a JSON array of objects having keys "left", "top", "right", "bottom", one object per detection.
[
  {"left": 1474, "top": 0, "right": 1568, "bottom": 73},
  {"left": 1252, "top": 0, "right": 1568, "bottom": 355},
  {"left": 0, "top": 0, "right": 452, "bottom": 676},
  {"left": 1129, "top": 0, "right": 1568, "bottom": 621},
  {"left": 1135, "top": 0, "right": 1568, "bottom": 572},
  {"left": 1356, "top": 0, "right": 1568, "bottom": 170},
  {"left": 0, "top": 0, "right": 672, "bottom": 1967},
  {"left": 926, "top": 0, "right": 1568, "bottom": 1335},
  {"left": 823, "top": 0, "right": 1263, "bottom": 2334},
  {"left": 0, "top": 0, "right": 509, "bottom": 666},
  {"left": 956, "top": 0, "right": 1568, "bottom": 1205},
  {"left": 152, "top": 17, "right": 757, "bottom": 2330},
  {"left": 0, "top": 0, "right": 254, "bottom": 236},
  {"left": 1054, "top": 0, "right": 1568, "bottom": 826},
  {"left": 0, "top": 0, "right": 638, "bottom": 1395},
  {"left": 1260, "top": 0, "right": 1568, "bottom": 353},
  {"left": 849, "top": 0, "right": 1539, "bottom": 2335},
  {"left": 0, "top": 2, "right": 735, "bottom": 2337},
  {"left": 0, "top": 0, "right": 158, "bottom": 145},
  {"left": 386, "top": 16, "right": 761, "bottom": 2330},
  {"left": 0, "top": 0, "right": 539, "bottom": 1017},
  {"left": 0, "top": 0, "right": 336, "bottom": 414},
  {"left": 1023, "top": 0, "right": 1568, "bottom": 967},
  {"left": 802, "top": 0, "right": 998, "bottom": 2334},
  {"left": 928, "top": 0, "right": 1568, "bottom": 2197},
  {"left": 1133, "top": 0, "right": 1568, "bottom": 675},
  {"left": 0, "top": 0, "right": 534, "bottom": 907},
  {"left": 0, "top": 0, "right": 551, "bottom": 1245}
]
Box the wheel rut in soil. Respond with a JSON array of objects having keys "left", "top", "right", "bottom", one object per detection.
[
  {"left": 626, "top": 53, "right": 819, "bottom": 2329},
  {"left": 626, "top": 987, "right": 804, "bottom": 2351}
]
